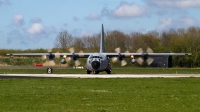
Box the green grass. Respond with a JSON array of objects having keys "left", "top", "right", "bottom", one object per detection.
[
  {"left": 0, "top": 67, "right": 199, "bottom": 74},
  {"left": 0, "top": 78, "right": 200, "bottom": 111}
]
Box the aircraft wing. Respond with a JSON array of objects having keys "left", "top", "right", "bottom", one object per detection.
[
  {"left": 6, "top": 52, "right": 191, "bottom": 66},
  {"left": 6, "top": 52, "right": 191, "bottom": 57},
  {"left": 6, "top": 53, "right": 92, "bottom": 58},
  {"left": 6, "top": 53, "right": 50, "bottom": 56},
  {"left": 104, "top": 53, "right": 192, "bottom": 58},
  {"left": 58, "top": 53, "right": 91, "bottom": 58}
]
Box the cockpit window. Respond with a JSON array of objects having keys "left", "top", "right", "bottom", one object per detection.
[
  {"left": 99, "top": 56, "right": 103, "bottom": 59},
  {"left": 94, "top": 56, "right": 97, "bottom": 58},
  {"left": 90, "top": 55, "right": 103, "bottom": 59},
  {"left": 89, "top": 55, "right": 93, "bottom": 59}
]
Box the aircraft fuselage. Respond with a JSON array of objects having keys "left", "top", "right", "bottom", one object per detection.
[{"left": 86, "top": 53, "right": 111, "bottom": 74}]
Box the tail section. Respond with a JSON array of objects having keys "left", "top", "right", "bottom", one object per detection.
[{"left": 100, "top": 24, "right": 105, "bottom": 53}]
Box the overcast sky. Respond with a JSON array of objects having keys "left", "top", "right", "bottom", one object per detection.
[{"left": 1, "top": 0, "right": 200, "bottom": 49}]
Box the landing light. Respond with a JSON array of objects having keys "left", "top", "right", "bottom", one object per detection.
[{"left": 131, "top": 55, "right": 134, "bottom": 59}]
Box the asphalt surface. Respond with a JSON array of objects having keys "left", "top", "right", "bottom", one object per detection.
[
  {"left": 0, "top": 66, "right": 199, "bottom": 78},
  {"left": 0, "top": 74, "right": 199, "bottom": 78},
  {"left": 0, "top": 66, "right": 70, "bottom": 69}
]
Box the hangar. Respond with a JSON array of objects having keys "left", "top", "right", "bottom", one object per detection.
[{"left": 150, "top": 52, "right": 173, "bottom": 68}]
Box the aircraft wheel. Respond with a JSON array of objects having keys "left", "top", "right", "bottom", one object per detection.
[
  {"left": 106, "top": 70, "right": 111, "bottom": 74},
  {"left": 86, "top": 70, "right": 91, "bottom": 74},
  {"left": 106, "top": 71, "right": 111, "bottom": 74},
  {"left": 94, "top": 71, "right": 99, "bottom": 74}
]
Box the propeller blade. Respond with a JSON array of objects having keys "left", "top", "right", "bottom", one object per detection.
[
  {"left": 112, "top": 57, "right": 118, "bottom": 63},
  {"left": 68, "top": 47, "right": 74, "bottom": 53},
  {"left": 75, "top": 60, "right": 81, "bottom": 66},
  {"left": 42, "top": 55, "right": 47, "bottom": 60},
  {"left": 136, "top": 57, "right": 144, "bottom": 65},
  {"left": 43, "top": 60, "right": 55, "bottom": 66},
  {"left": 67, "top": 57, "right": 72, "bottom": 61},
  {"left": 136, "top": 48, "right": 143, "bottom": 53},
  {"left": 55, "top": 52, "right": 60, "bottom": 58},
  {"left": 146, "top": 57, "right": 154, "bottom": 65},
  {"left": 49, "top": 60, "right": 56, "bottom": 66},
  {"left": 124, "top": 50, "right": 129, "bottom": 53},
  {"left": 79, "top": 50, "right": 84, "bottom": 57},
  {"left": 121, "top": 60, "right": 127, "bottom": 66},
  {"left": 146, "top": 47, "right": 153, "bottom": 53},
  {"left": 115, "top": 47, "right": 121, "bottom": 53},
  {"left": 47, "top": 48, "right": 52, "bottom": 53},
  {"left": 124, "top": 50, "right": 130, "bottom": 57}
]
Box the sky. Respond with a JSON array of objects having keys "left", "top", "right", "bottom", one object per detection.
[{"left": 1, "top": 0, "right": 200, "bottom": 49}]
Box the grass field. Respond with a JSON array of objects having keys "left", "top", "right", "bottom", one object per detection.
[
  {"left": 0, "top": 78, "right": 200, "bottom": 111},
  {"left": 0, "top": 67, "right": 200, "bottom": 74}
]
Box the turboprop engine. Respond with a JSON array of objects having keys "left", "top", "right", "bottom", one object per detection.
[
  {"left": 60, "top": 47, "right": 83, "bottom": 66},
  {"left": 131, "top": 58, "right": 136, "bottom": 64},
  {"left": 60, "top": 58, "right": 67, "bottom": 64}
]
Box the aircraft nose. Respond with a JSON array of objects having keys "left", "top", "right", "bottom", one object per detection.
[{"left": 91, "top": 61, "right": 100, "bottom": 70}]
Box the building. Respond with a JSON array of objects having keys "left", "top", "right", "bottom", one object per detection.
[{"left": 150, "top": 52, "right": 173, "bottom": 68}]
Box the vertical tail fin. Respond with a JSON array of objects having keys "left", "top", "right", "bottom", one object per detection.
[{"left": 100, "top": 24, "right": 105, "bottom": 53}]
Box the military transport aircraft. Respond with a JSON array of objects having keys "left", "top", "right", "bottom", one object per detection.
[{"left": 7, "top": 24, "right": 191, "bottom": 74}]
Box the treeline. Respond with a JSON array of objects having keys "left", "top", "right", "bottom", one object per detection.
[{"left": 1, "top": 27, "right": 200, "bottom": 67}]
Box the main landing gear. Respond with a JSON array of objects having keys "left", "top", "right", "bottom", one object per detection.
[
  {"left": 93, "top": 71, "right": 99, "bottom": 74},
  {"left": 106, "top": 70, "right": 111, "bottom": 74},
  {"left": 86, "top": 70, "right": 111, "bottom": 74},
  {"left": 86, "top": 70, "right": 91, "bottom": 74}
]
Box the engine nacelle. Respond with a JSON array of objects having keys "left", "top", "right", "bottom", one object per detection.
[
  {"left": 131, "top": 58, "right": 136, "bottom": 64},
  {"left": 72, "top": 54, "right": 79, "bottom": 61},
  {"left": 48, "top": 53, "right": 55, "bottom": 60},
  {"left": 118, "top": 54, "right": 125, "bottom": 61},
  {"left": 60, "top": 58, "right": 67, "bottom": 64}
]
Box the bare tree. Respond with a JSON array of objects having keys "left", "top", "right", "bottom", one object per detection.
[
  {"left": 74, "top": 38, "right": 85, "bottom": 51},
  {"left": 105, "top": 30, "right": 128, "bottom": 52},
  {"left": 54, "top": 31, "right": 74, "bottom": 51},
  {"left": 130, "top": 32, "right": 144, "bottom": 51},
  {"left": 82, "top": 34, "right": 100, "bottom": 52}
]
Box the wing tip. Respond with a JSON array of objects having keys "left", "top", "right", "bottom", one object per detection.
[
  {"left": 6, "top": 54, "right": 12, "bottom": 56},
  {"left": 185, "top": 53, "right": 192, "bottom": 56}
]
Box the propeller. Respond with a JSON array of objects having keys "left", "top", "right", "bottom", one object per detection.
[
  {"left": 112, "top": 47, "right": 127, "bottom": 66},
  {"left": 135, "top": 47, "right": 154, "bottom": 65},
  {"left": 42, "top": 48, "right": 60, "bottom": 66},
  {"left": 54, "top": 51, "right": 60, "bottom": 58},
  {"left": 67, "top": 47, "right": 82, "bottom": 67}
]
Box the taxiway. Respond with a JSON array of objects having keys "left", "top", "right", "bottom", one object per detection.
[{"left": 0, "top": 74, "right": 199, "bottom": 78}]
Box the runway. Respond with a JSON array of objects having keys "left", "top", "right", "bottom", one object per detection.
[
  {"left": 0, "top": 66, "right": 71, "bottom": 69},
  {"left": 0, "top": 74, "right": 200, "bottom": 78}
]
